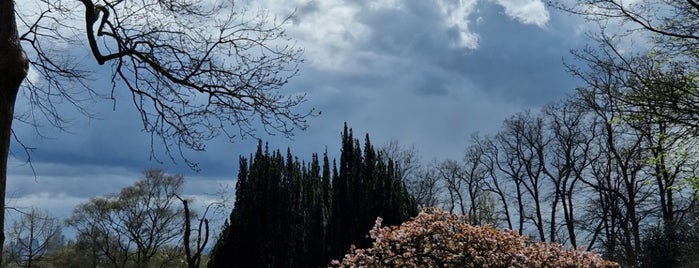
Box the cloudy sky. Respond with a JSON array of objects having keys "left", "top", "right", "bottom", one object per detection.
[{"left": 8, "top": 0, "right": 600, "bottom": 232}]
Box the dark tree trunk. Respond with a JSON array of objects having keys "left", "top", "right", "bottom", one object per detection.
[{"left": 0, "top": 1, "right": 29, "bottom": 265}]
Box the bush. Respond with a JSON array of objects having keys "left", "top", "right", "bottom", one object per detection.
[{"left": 330, "top": 208, "right": 618, "bottom": 268}]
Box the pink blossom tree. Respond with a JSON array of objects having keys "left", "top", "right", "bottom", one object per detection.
[{"left": 331, "top": 208, "right": 618, "bottom": 268}]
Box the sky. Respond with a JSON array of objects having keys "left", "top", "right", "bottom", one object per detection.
[{"left": 8, "top": 0, "right": 601, "bottom": 235}]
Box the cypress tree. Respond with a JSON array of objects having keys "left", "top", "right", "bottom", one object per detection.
[{"left": 209, "top": 125, "right": 418, "bottom": 267}]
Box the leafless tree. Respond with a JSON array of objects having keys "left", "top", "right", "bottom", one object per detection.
[
  {"left": 435, "top": 159, "right": 466, "bottom": 215},
  {"left": 572, "top": 57, "right": 657, "bottom": 266},
  {"left": 1, "top": 1, "right": 312, "bottom": 262},
  {"left": 380, "top": 141, "right": 441, "bottom": 208},
  {"left": 496, "top": 111, "right": 551, "bottom": 242},
  {"left": 461, "top": 144, "right": 494, "bottom": 226},
  {"left": 6, "top": 208, "right": 61, "bottom": 268},
  {"left": 541, "top": 100, "right": 598, "bottom": 248},
  {"left": 554, "top": 0, "right": 699, "bottom": 55},
  {"left": 410, "top": 167, "right": 442, "bottom": 208},
  {"left": 472, "top": 134, "right": 514, "bottom": 230},
  {"left": 553, "top": 0, "right": 699, "bottom": 134},
  {"left": 380, "top": 140, "right": 421, "bottom": 181},
  {"left": 493, "top": 125, "right": 527, "bottom": 235},
  {"left": 175, "top": 193, "right": 224, "bottom": 268}
]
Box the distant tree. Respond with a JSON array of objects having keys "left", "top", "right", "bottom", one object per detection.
[
  {"left": 331, "top": 208, "right": 619, "bottom": 268},
  {"left": 66, "top": 169, "right": 186, "bottom": 268},
  {"left": 380, "top": 141, "right": 440, "bottom": 208},
  {"left": 496, "top": 111, "right": 550, "bottom": 242},
  {"left": 40, "top": 239, "right": 90, "bottom": 268},
  {"left": 5, "top": 208, "right": 60, "bottom": 268},
  {"left": 0, "top": 1, "right": 312, "bottom": 264},
  {"left": 436, "top": 159, "right": 467, "bottom": 215},
  {"left": 380, "top": 140, "right": 421, "bottom": 182},
  {"left": 409, "top": 165, "right": 442, "bottom": 208},
  {"left": 471, "top": 134, "right": 515, "bottom": 230}
]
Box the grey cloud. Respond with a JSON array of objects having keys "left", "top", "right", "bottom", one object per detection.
[
  {"left": 435, "top": 1, "right": 581, "bottom": 106},
  {"left": 6, "top": 0, "right": 599, "bottom": 223}
]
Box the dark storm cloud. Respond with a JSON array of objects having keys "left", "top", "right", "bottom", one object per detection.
[
  {"left": 8, "top": 0, "right": 599, "bottom": 225},
  {"left": 264, "top": 0, "right": 572, "bottom": 161}
]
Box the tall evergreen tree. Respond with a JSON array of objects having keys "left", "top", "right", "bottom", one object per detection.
[{"left": 209, "top": 125, "right": 417, "bottom": 267}]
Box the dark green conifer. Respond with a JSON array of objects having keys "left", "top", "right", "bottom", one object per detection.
[{"left": 209, "top": 125, "right": 418, "bottom": 267}]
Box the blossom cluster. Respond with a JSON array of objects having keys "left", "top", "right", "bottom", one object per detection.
[{"left": 330, "top": 208, "right": 618, "bottom": 268}]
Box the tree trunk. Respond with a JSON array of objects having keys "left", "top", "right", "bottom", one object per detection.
[{"left": 0, "top": 0, "right": 29, "bottom": 266}]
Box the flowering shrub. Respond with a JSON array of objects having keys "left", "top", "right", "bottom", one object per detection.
[{"left": 330, "top": 208, "right": 618, "bottom": 268}]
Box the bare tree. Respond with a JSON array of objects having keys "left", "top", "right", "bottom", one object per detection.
[
  {"left": 554, "top": 1, "right": 699, "bottom": 134},
  {"left": 496, "top": 111, "right": 551, "bottom": 242},
  {"left": 380, "top": 141, "right": 441, "bottom": 208},
  {"left": 493, "top": 126, "right": 527, "bottom": 235},
  {"left": 461, "top": 144, "right": 493, "bottom": 226},
  {"left": 410, "top": 167, "right": 442, "bottom": 208},
  {"left": 541, "top": 100, "right": 597, "bottom": 248},
  {"left": 436, "top": 159, "right": 466, "bottom": 215},
  {"left": 181, "top": 198, "right": 207, "bottom": 268},
  {"left": 1, "top": 1, "right": 312, "bottom": 262},
  {"left": 175, "top": 193, "right": 223, "bottom": 268},
  {"left": 380, "top": 140, "right": 421, "bottom": 181},
  {"left": 6, "top": 208, "right": 60, "bottom": 268},
  {"left": 554, "top": 0, "right": 699, "bottom": 55},
  {"left": 66, "top": 169, "right": 187, "bottom": 268},
  {"left": 571, "top": 55, "right": 657, "bottom": 266},
  {"left": 472, "top": 134, "right": 514, "bottom": 230}
]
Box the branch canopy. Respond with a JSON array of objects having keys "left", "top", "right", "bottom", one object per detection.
[{"left": 18, "top": 0, "right": 313, "bottom": 169}]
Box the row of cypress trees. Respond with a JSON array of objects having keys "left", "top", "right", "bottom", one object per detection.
[{"left": 208, "top": 124, "right": 418, "bottom": 267}]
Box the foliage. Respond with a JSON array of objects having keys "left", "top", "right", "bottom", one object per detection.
[
  {"left": 331, "top": 208, "right": 619, "bottom": 268},
  {"left": 638, "top": 203, "right": 699, "bottom": 268}
]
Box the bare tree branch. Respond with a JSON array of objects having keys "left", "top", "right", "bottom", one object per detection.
[{"left": 15, "top": 0, "right": 315, "bottom": 170}]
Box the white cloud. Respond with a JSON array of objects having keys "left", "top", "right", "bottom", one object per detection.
[
  {"left": 368, "top": 0, "right": 405, "bottom": 10},
  {"left": 492, "top": 0, "right": 550, "bottom": 27},
  {"left": 437, "top": 0, "right": 480, "bottom": 49},
  {"left": 251, "top": 0, "right": 373, "bottom": 71}
]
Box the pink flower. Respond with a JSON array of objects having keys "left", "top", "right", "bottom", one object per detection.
[{"left": 329, "top": 208, "right": 619, "bottom": 268}]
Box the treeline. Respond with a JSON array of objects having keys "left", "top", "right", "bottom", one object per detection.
[
  {"left": 404, "top": 66, "right": 699, "bottom": 267},
  {"left": 208, "top": 124, "right": 418, "bottom": 267},
  {"left": 1, "top": 125, "right": 417, "bottom": 268},
  {"left": 2, "top": 170, "right": 209, "bottom": 268}
]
